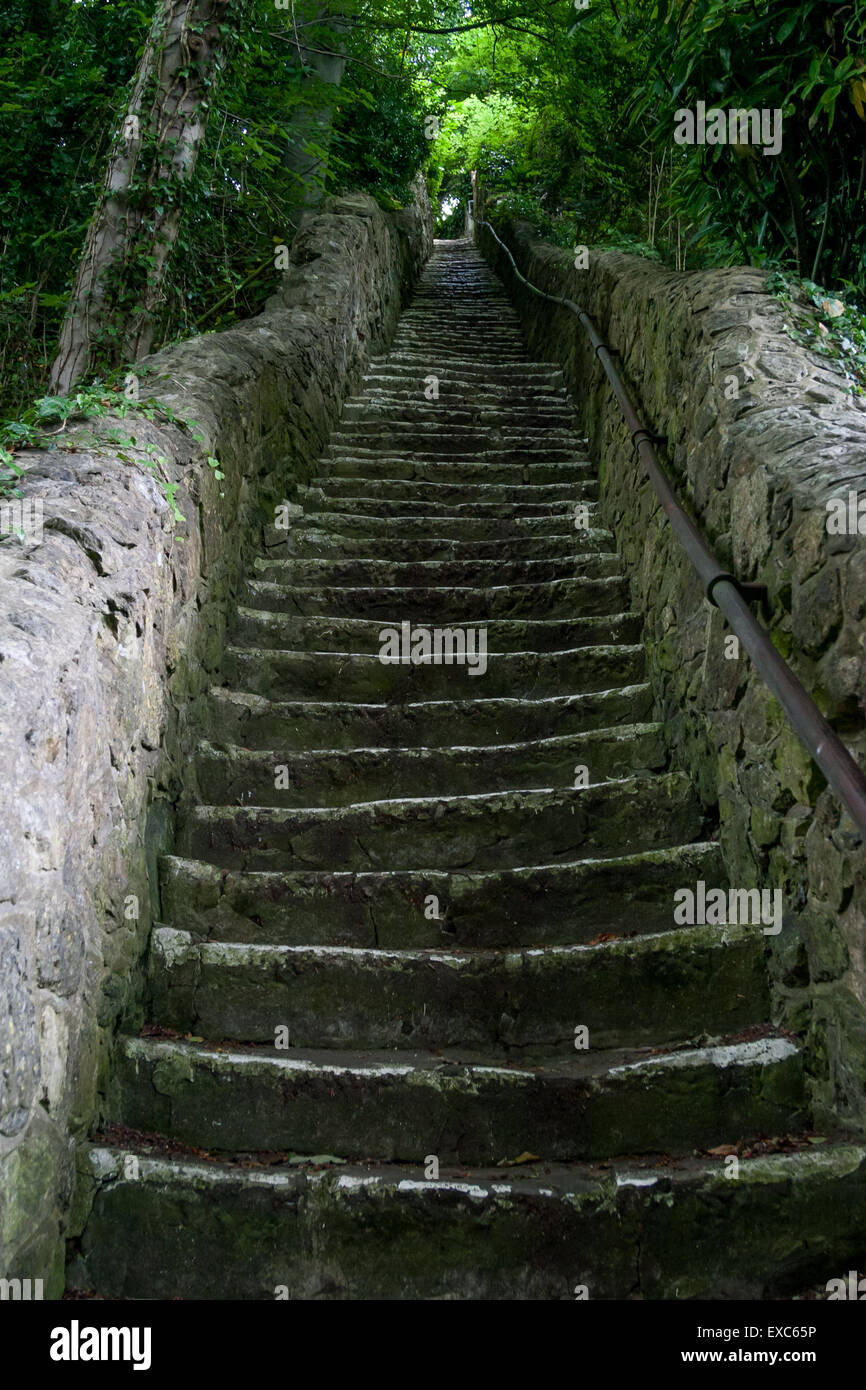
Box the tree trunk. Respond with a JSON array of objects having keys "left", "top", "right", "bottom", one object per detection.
[
  {"left": 281, "top": 3, "right": 350, "bottom": 217},
  {"left": 49, "top": 0, "right": 234, "bottom": 395}
]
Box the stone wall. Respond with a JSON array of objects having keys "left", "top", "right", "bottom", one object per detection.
[
  {"left": 0, "top": 180, "right": 431, "bottom": 1292},
  {"left": 478, "top": 217, "right": 866, "bottom": 1134}
]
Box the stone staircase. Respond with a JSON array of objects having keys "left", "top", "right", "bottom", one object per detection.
[{"left": 70, "top": 241, "right": 866, "bottom": 1300}]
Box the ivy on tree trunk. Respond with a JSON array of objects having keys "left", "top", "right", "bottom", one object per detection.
[{"left": 49, "top": 0, "right": 235, "bottom": 394}]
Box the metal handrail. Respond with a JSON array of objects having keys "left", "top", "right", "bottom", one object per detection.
[{"left": 476, "top": 216, "right": 866, "bottom": 843}]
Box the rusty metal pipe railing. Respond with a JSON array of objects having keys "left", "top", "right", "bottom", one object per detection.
[{"left": 476, "top": 217, "right": 866, "bottom": 843}]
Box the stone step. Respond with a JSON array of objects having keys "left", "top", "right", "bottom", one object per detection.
[
  {"left": 329, "top": 423, "right": 581, "bottom": 446},
  {"left": 230, "top": 609, "right": 640, "bottom": 654},
  {"left": 381, "top": 348, "right": 549, "bottom": 363},
  {"left": 386, "top": 345, "right": 531, "bottom": 361},
  {"left": 251, "top": 551, "right": 622, "bottom": 589},
  {"left": 385, "top": 351, "right": 529, "bottom": 366},
  {"left": 240, "top": 575, "right": 628, "bottom": 621},
  {"left": 180, "top": 772, "right": 705, "bottom": 872},
  {"left": 267, "top": 527, "right": 614, "bottom": 561},
  {"left": 367, "top": 358, "right": 564, "bottom": 383},
  {"left": 109, "top": 1033, "right": 805, "bottom": 1163},
  {"left": 193, "top": 723, "right": 667, "bottom": 807},
  {"left": 393, "top": 314, "right": 521, "bottom": 327},
  {"left": 159, "top": 839, "right": 725, "bottom": 948},
  {"left": 316, "top": 458, "right": 591, "bottom": 485},
  {"left": 294, "top": 495, "right": 598, "bottom": 520},
  {"left": 339, "top": 402, "right": 577, "bottom": 427},
  {"left": 360, "top": 375, "right": 570, "bottom": 401},
  {"left": 286, "top": 509, "right": 601, "bottom": 540},
  {"left": 321, "top": 445, "right": 590, "bottom": 466},
  {"left": 392, "top": 319, "right": 524, "bottom": 331},
  {"left": 389, "top": 324, "right": 525, "bottom": 333},
  {"left": 300, "top": 479, "right": 586, "bottom": 507},
  {"left": 149, "top": 922, "right": 767, "bottom": 1053},
  {"left": 221, "top": 643, "right": 644, "bottom": 702},
  {"left": 203, "top": 683, "right": 655, "bottom": 751},
  {"left": 71, "top": 1143, "right": 866, "bottom": 1301}
]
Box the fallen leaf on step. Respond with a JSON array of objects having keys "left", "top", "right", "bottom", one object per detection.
[{"left": 496, "top": 1151, "right": 540, "bottom": 1167}]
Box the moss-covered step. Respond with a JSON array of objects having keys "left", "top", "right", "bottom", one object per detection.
[
  {"left": 68, "top": 1144, "right": 866, "bottom": 1301},
  {"left": 159, "top": 839, "right": 726, "bottom": 948},
  {"left": 203, "top": 684, "right": 654, "bottom": 750},
  {"left": 371, "top": 344, "right": 555, "bottom": 359},
  {"left": 272, "top": 529, "right": 614, "bottom": 562},
  {"left": 181, "top": 772, "right": 706, "bottom": 872},
  {"left": 230, "top": 609, "right": 640, "bottom": 655},
  {"left": 329, "top": 415, "right": 581, "bottom": 435},
  {"left": 360, "top": 380, "right": 574, "bottom": 406},
  {"left": 109, "top": 1034, "right": 804, "bottom": 1162},
  {"left": 341, "top": 391, "right": 578, "bottom": 411},
  {"left": 251, "top": 551, "right": 621, "bottom": 589},
  {"left": 366, "top": 353, "right": 564, "bottom": 376},
  {"left": 193, "top": 724, "right": 666, "bottom": 807},
  {"left": 221, "top": 643, "right": 644, "bottom": 702},
  {"left": 323, "top": 437, "right": 583, "bottom": 463},
  {"left": 294, "top": 492, "right": 600, "bottom": 519},
  {"left": 303, "top": 466, "right": 598, "bottom": 492},
  {"left": 320, "top": 455, "right": 589, "bottom": 483},
  {"left": 239, "top": 575, "right": 628, "bottom": 621},
  {"left": 290, "top": 509, "right": 600, "bottom": 540},
  {"left": 339, "top": 401, "right": 577, "bottom": 425},
  {"left": 148, "top": 921, "right": 767, "bottom": 1052},
  {"left": 362, "top": 364, "right": 566, "bottom": 386},
  {"left": 311, "top": 453, "right": 603, "bottom": 475}
]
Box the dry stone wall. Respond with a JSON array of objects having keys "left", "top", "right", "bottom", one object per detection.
[
  {"left": 0, "top": 180, "right": 431, "bottom": 1292},
  {"left": 478, "top": 218, "right": 866, "bottom": 1136}
]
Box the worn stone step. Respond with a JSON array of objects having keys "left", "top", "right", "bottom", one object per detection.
[
  {"left": 300, "top": 479, "right": 586, "bottom": 508},
  {"left": 392, "top": 320, "right": 523, "bottom": 333},
  {"left": 203, "top": 683, "right": 654, "bottom": 751},
  {"left": 386, "top": 346, "right": 532, "bottom": 362},
  {"left": 393, "top": 317, "right": 522, "bottom": 330},
  {"left": 295, "top": 495, "right": 597, "bottom": 520},
  {"left": 240, "top": 575, "right": 628, "bottom": 620},
  {"left": 317, "top": 458, "right": 592, "bottom": 485},
  {"left": 251, "top": 551, "right": 621, "bottom": 589},
  {"left": 149, "top": 922, "right": 767, "bottom": 1053},
  {"left": 400, "top": 305, "right": 517, "bottom": 317},
  {"left": 364, "top": 372, "right": 566, "bottom": 393},
  {"left": 385, "top": 351, "right": 529, "bottom": 366},
  {"left": 354, "top": 395, "right": 573, "bottom": 416},
  {"left": 328, "top": 426, "right": 582, "bottom": 450},
  {"left": 230, "top": 609, "right": 640, "bottom": 654},
  {"left": 267, "top": 528, "right": 614, "bottom": 562},
  {"left": 222, "top": 643, "right": 644, "bottom": 702},
  {"left": 109, "top": 1034, "right": 805, "bottom": 1163},
  {"left": 338, "top": 403, "right": 577, "bottom": 428},
  {"left": 159, "top": 839, "right": 725, "bottom": 948},
  {"left": 321, "top": 445, "right": 590, "bottom": 467},
  {"left": 70, "top": 1144, "right": 866, "bottom": 1301},
  {"left": 364, "top": 357, "right": 558, "bottom": 373},
  {"left": 194, "top": 724, "right": 667, "bottom": 807},
  {"left": 321, "top": 450, "right": 592, "bottom": 472},
  {"left": 181, "top": 772, "right": 705, "bottom": 872},
  {"left": 389, "top": 338, "right": 526, "bottom": 352},
  {"left": 361, "top": 374, "right": 571, "bottom": 401},
  {"left": 285, "top": 509, "right": 600, "bottom": 540},
  {"left": 335, "top": 396, "right": 574, "bottom": 415}
]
